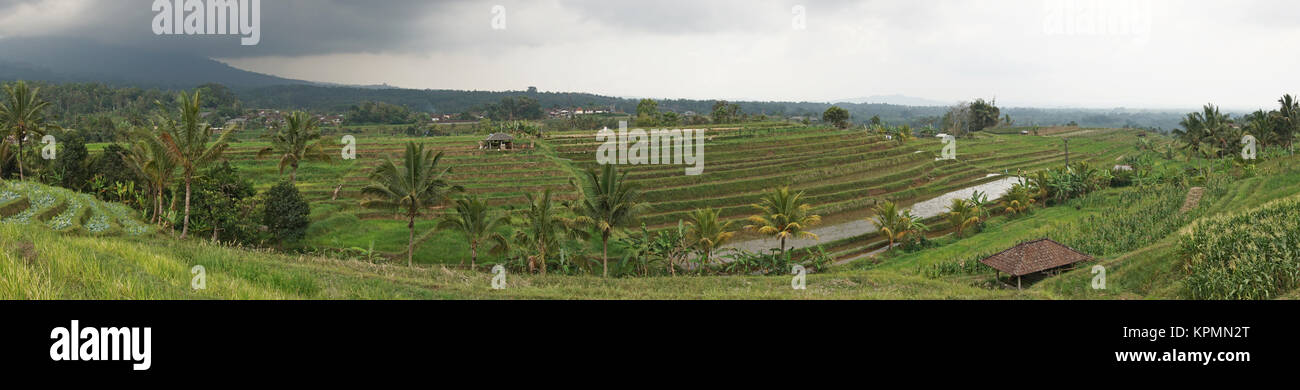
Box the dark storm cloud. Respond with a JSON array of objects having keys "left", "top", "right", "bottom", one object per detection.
[
  {"left": 0, "top": 0, "right": 457, "bottom": 57},
  {"left": 2, "top": 0, "right": 874, "bottom": 58}
]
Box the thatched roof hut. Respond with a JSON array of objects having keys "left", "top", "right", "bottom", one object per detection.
[{"left": 980, "top": 238, "right": 1092, "bottom": 289}]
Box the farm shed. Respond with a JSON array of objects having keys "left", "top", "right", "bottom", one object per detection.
[
  {"left": 482, "top": 133, "right": 515, "bottom": 150},
  {"left": 979, "top": 238, "right": 1092, "bottom": 290}
]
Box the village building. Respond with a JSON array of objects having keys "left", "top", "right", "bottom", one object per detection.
[{"left": 979, "top": 238, "right": 1093, "bottom": 290}]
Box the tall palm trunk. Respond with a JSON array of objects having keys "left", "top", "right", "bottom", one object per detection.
[
  {"left": 470, "top": 243, "right": 478, "bottom": 270},
  {"left": 539, "top": 241, "right": 548, "bottom": 275},
  {"left": 601, "top": 232, "right": 610, "bottom": 278},
  {"left": 16, "top": 135, "right": 24, "bottom": 180},
  {"left": 155, "top": 184, "right": 165, "bottom": 225},
  {"left": 180, "top": 174, "right": 192, "bottom": 239},
  {"left": 168, "top": 184, "right": 179, "bottom": 228},
  {"left": 407, "top": 213, "right": 416, "bottom": 267},
  {"left": 699, "top": 249, "right": 710, "bottom": 275}
]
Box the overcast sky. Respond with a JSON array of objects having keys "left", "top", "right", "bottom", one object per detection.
[{"left": 1, "top": 0, "right": 1298, "bottom": 110}]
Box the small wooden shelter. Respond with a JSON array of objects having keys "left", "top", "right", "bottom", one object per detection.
[
  {"left": 483, "top": 133, "right": 515, "bottom": 150},
  {"left": 979, "top": 238, "right": 1092, "bottom": 290}
]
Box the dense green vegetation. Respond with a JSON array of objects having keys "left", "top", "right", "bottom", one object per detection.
[{"left": 3, "top": 77, "right": 1299, "bottom": 300}]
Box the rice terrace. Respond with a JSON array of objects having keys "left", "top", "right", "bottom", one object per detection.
[
  {"left": 2, "top": 1, "right": 1299, "bottom": 304},
  {"left": 4, "top": 84, "right": 1299, "bottom": 301}
]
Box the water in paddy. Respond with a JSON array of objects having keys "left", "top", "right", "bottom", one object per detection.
[{"left": 722, "top": 175, "right": 1023, "bottom": 256}]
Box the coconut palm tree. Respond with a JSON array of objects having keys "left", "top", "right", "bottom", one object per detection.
[
  {"left": 744, "top": 186, "right": 821, "bottom": 255},
  {"left": 1244, "top": 110, "right": 1279, "bottom": 147},
  {"left": 968, "top": 190, "right": 993, "bottom": 221},
  {"left": 156, "top": 91, "right": 236, "bottom": 239},
  {"left": 1174, "top": 104, "right": 1235, "bottom": 158},
  {"left": 574, "top": 163, "right": 646, "bottom": 277},
  {"left": 1279, "top": 94, "right": 1299, "bottom": 151},
  {"left": 437, "top": 195, "right": 510, "bottom": 270},
  {"left": 124, "top": 127, "right": 179, "bottom": 225},
  {"left": 1000, "top": 183, "right": 1036, "bottom": 215},
  {"left": 871, "top": 201, "right": 907, "bottom": 250},
  {"left": 256, "top": 111, "right": 330, "bottom": 183},
  {"left": 684, "top": 207, "right": 735, "bottom": 273},
  {"left": 513, "top": 188, "right": 586, "bottom": 274},
  {"left": 0, "top": 81, "right": 54, "bottom": 180},
  {"left": 360, "top": 142, "right": 461, "bottom": 267},
  {"left": 945, "top": 198, "right": 980, "bottom": 237}
]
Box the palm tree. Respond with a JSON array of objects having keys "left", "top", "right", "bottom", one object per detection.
[
  {"left": 684, "top": 207, "right": 735, "bottom": 273},
  {"left": 360, "top": 142, "right": 461, "bottom": 267},
  {"left": 124, "top": 127, "right": 179, "bottom": 225},
  {"left": 871, "top": 201, "right": 907, "bottom": 250},
  {"left": 156, "top": 91, "right": 236, "bottom": 239},
  {"left": 574, "top": 163, "right": 646, "bottom": 277},
  {"left": 967, "top": 190, "right": 993, "bottom": 220},
  {"left": 436, "top": 195, "right": 509, "bottom": 269},
  {"left": 945, "top": 198, "right": 980, "bottom": 237},
  {"left": 513, "top": 188, "right": 587, "bottom": 274},
  {"left": 1279, "top": 94, "right": 1299, "bottom": 151},
  {"left": 0, "top": 141, "right": 13, "bottom": 179},
  {"left": 744, "top": 186, "right": 821, "bottom": 254},
  {"left": 1174, "top": 104, "right": 1234, "bottom": 158},
  {"left": 1000, "top": 183, "right": 1036, "bottom": 215},
  {"left": 0, "top": 81, "right": 54, "bottom": 180},
  {"left": 1244, "top": 110, "right": 1277, "bottom": 147},
  {"left": 256, "top": 111, "right": 330, "bottom": 182}
]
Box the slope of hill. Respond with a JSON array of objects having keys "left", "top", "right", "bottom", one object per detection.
[
  {"left": 1, "top": 180, "right": 151, "bottom": 237},
  {"left": 0, "top": 37, "right": 310, "bottom": 88},
  {"left": 9, "top": 130, "right": 1300, "bottom": 299}
]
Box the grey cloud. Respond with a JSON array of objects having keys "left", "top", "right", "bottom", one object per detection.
[{"left": 1, "top": 0, "right": 457, "bottom": 57}]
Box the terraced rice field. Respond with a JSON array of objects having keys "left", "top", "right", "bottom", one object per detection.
[
  {"left": 179, "top": 123, "right": 1140, "bottom": 265},
  {"left": 549, "top": 124, "right": 1139, "bottom": 262},
  {"left": 0, "top": 181, "right": 151, "bottom": 236}
]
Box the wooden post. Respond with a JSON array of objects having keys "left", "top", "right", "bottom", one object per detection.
[
  {"left": 1064, "top": 138, "right": 1070, "bottom": 167},
  {"left": 1017, "top": 275, "right": 1022, "bottom": 290}
]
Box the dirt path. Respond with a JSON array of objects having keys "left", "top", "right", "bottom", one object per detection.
[{"left": 1180, "top": 187, "right": 1205, "bottom": 213}]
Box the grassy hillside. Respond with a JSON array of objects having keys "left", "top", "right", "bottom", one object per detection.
[
  {"left": 33, "top": 124, "right": 1298, "bottom": 300},
  {"left": 0, "top": 218, "right": 1019, "bottom": 299},
  {"left": 5, "top": 147, "right": 1298, "bottom": 300}
]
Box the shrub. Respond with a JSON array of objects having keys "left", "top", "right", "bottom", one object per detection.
[
  {"left": 88, "top": 144, "right": 140, "bottom": 198},
  {"left": 190, "top": 162, "right": 259, "bottom": 244},
  {"left": 55, "top": 133, "right": 92, "bottom": 191},
  {"left": 261, "top": 180, "right": 311, "bottom": 246}
]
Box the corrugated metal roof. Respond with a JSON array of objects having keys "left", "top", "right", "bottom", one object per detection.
[{"left": 979, "top": 238, "right": 1092, "bottom": 276}]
